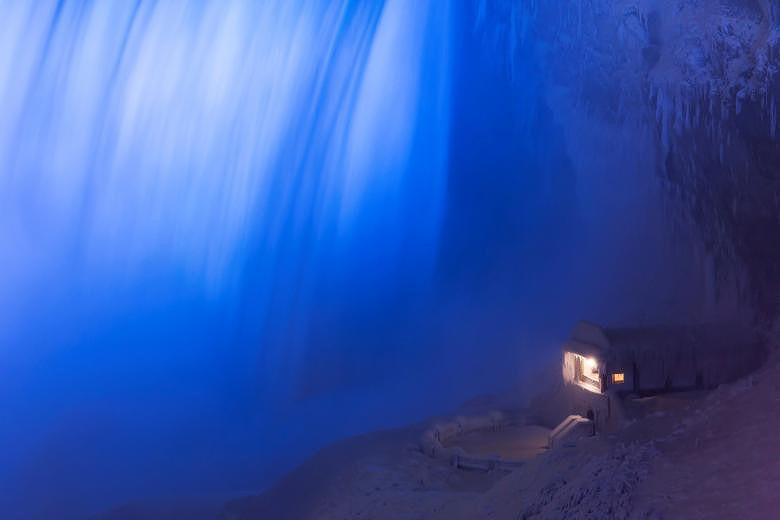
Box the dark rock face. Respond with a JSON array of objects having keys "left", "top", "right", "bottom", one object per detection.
[{"left": 477, "top": 0, "right": 780, "bottom": 318}]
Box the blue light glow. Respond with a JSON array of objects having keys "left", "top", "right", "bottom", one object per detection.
[
  {"left": 0, "top": 0, "right": 449, "bottom": 295},
  {"left": 0, "top": 1, "right": 451, "bottom": 516},
  {"left": 0, "top": 1, "right": 695, "bottom": 518}
]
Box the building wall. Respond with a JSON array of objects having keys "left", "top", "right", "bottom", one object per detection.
[
  {"left": 529, "top": 382, "right": 612, "bottom": 431},
  {"left": 603, "top": 324, "right": 767, "bottom": 394},
  {"left": 603, "top": 361, "right": 635, "bottom": 394}
]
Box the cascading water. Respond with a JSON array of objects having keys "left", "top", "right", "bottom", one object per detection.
[
  {"left": 0, "top": 0, "right": 450, "bottom": 313},
  {"left": 0, "top": 1, "right": 452, "bottom": 517}
]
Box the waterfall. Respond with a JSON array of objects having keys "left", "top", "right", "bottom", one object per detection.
[
  {"left": 0, "top": 1, "right": 451, "bottom": 517},
  {"left": 0, "top": 0, "right": 450, "bottom": 295}
]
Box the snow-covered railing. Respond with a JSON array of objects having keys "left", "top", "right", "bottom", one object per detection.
[{"left": 418, "top": 410, "right": 529, "bottom": 470}]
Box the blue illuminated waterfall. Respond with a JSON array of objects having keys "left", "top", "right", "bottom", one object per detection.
[
  {"left": 0, "top": 1, "right": 453, "bottom": 517},
  {"left": 0, "top": 0, "right": 450, "bottom": 296},
  {"left": 0, "top": 1, "right": 701, "bottom": 518}
]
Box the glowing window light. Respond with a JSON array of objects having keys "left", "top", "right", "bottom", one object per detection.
[
  {"left": 612, "top": 373, "right": 625, "bottom": 383},
  {"left": 574, "top": 355, "right": 601, "bottom": 394}
]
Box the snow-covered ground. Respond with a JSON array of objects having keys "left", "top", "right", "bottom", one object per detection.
[
  {"left": 170, "top": 348, "right": 774, "bottom": 520},
  {"left": 635, "top": 350, "right": 780, "bottom": 518}
]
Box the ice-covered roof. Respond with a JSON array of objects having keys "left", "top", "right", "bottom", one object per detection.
[{"left": 562, "top": 339, "right": 603, "bottom": 359}]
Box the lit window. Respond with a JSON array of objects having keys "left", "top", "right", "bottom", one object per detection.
[
  {"left": 612, "top": 373, "right": 625, "bottom": 383},
  {"left": 566, "top": 352, "right": 603, "bottom": 394}
]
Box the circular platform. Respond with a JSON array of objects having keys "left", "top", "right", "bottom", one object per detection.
[{"left": 442, "top": 424, "right": 550, "bottom": 462}]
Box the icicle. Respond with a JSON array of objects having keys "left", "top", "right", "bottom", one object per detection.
[{"left": 736, "top": 88, "right": 746, "bottom": 115}]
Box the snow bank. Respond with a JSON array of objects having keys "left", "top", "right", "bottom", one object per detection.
[{"left": 519, "top": 442, "right": 658, "bottom": 519}]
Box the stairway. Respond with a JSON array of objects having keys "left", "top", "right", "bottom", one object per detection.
[{"left": 548, "top": 415, "right": 594, "bottom": 448}]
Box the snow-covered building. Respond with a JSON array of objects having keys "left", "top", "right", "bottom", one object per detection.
[{"left": 563, "top": 321, "right": 766, "bottom": 396}]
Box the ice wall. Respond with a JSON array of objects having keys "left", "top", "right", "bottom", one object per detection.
[{"left": 479, "top": 0, "right": 780, "bottom": 320}]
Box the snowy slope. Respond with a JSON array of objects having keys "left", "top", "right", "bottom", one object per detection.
[{"left": 204, "top": 349, "right": 778, "bottom": 519}]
